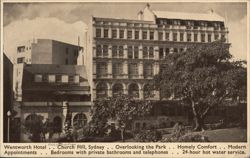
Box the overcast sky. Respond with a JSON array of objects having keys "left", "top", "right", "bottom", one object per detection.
[{"left": 3, "top": 2, "right": 247, "bottom": 62}]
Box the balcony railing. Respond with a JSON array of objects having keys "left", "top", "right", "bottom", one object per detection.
[{"left": 22, "top": 101, "right": 92, "bottom": 107}]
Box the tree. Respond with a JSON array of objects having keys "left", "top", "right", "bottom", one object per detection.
[
  {"left": 153, "top": 40, "right": 247, "bottom": 131},
  {"left": 89, "top": 94, "right": 153, "bottom": 141}
]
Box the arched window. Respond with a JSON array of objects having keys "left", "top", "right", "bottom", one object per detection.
[
  {"left": 25, "top": 114, "right": 43, "bottom": 133},
  {"left": 25, "top": 114, "right": 39, "bottom": 122},
  {"left": 128, "top": 83, "right": 139, "bottom": 98},
  {"left": 53, "top": 116, "right": 62, "bottom": 133},
  {"left": 96, "top": 82, "right": 108, "bottom": 98},
  {"left": 73, "top": 113, "right": 87, "bottom": 129},
  {"left": 144, "top": 84, "right": 154, "bottom": 99},
  {"left": 112, "top": 83, "right": 123, "bottom": 97}
]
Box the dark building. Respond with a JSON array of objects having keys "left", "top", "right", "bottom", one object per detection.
[
  {"left": 3, "top": 53, "right": 14, "bottom": 142},
  {"left": 20, "top": 64, "right": 91, "bottom": 141}
]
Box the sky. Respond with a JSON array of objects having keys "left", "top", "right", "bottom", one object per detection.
[{"left": 3, "top": 2, "right": 247, "bottom": 62}]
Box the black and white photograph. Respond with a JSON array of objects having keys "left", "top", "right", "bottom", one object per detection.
[{"left": 2, "top": 1, "right": 248, "bottom": 145}]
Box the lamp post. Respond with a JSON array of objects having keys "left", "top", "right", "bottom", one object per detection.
[{"left": 7, "top": 111, "right": 11, "bottom": 142}]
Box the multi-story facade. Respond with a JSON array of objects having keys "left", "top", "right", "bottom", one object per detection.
[
  {"left": 20, "top": 64, "right": 91, "bottom": 141},
  {"left": 86, "top": 4, "right": 228, "bottom": 102},
  {"left": 14, "top": 39, "right": 83, "bottom": 101},
  {"left": 85, "top": 4, "right": 229, "bottom": 129}
]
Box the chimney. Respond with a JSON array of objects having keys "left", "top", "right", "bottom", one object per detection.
[
  {"left": 146, "top": 3, "right": 150, "bottom": 8},
  {"left": 137, "top": 10, "right": 143, "bottom": 20},
  {"left": 207, "top": 9, "right": 214, "bottom": 14}
]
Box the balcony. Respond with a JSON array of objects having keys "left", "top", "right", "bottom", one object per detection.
[
  {"left": 113, "top": 74, "right": 128, "bottom": 79},
  {"left": 22, "top": 101, "right": 92, "bottom": 107},
  {"left": 128, "top": 74, "right": 140, "bottom": 79}
]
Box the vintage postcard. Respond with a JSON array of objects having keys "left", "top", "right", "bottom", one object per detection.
[{"left": 0, "top": 0, "right": 249, "bottom": 157}]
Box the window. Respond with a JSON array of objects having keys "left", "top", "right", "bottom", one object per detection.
[
  {"left": 96, "top": 28, "right": 101, "bottom": 38},
  {"left": 129, "top": 63, "right": 138, "bottom": 77},
  {"left": 221, "top": 34, "right": 225, "bottom": 40},
  {"left": 142, "top": 31, "right": 147, "bottom": 40},
  {"left": 73, "top": 113, "right": 87, "bottom": 129},
  {"left": 69, "top": 75, "right": 74, "bottom": 83},
  {"left": 96, "top": 82, "right": 108, "bottom": 98},
  {"left": 134, "top": 46, "right": 139, "bottom": 58},
  {"left": 150, "top": 31, "right": 154, "bottom": 40},
  {"left": 17, "top": 46, "right": 25, "bottom": 53},
  {"left": 173, "top": 33, "right": 177, "bottom": 41},
  {"left": 201, "top": 34, "right": 205, "bottom": 42},
  {"left": 143, "top": 47, "right": 148, "bottom": 58},
  {"left": 42, "top": 75, "right": 48, "bottom": 82},
  {"left": 174, "top": 48, "right": 178, "bottom": 53},
  {"left": 96, "top": 45, "right": 102, "bottom": 57},
  {"left": 66, "top": 48, "right": 69, "bottom": 54},
  {"left": 113, "top": 83, "right": 124, "bottom": 96},
  {"left": 48, "top": 75, "right": 55, "bottom": 83},
  {"left": 56, "top": 75, "right": 61, "bottom": 83},
  {"left": 62, "top": 75, "right": 68, "bottom": 83},
  {"left": 128, "top": 83, "right": 139, "bottom": 98},
  {"left": 214, "top": 34, "right": 219, "bottom": 40},
  {"left": 104, "top": 29, "right": 109, "bottom": 38},
  {"left": 65, "top": 59, "right": 68, "bottom": 65},
  {"left": 119, "top": 46, "right": 123, "bottom": 57},
  {"left": 194, "top": 33, "right": 198, "bottom": 42},
  {"left": 158, "top": 32, "right": 163, "bottom": 40},
  {"left": 208, "top": 34, "right": 211, "bottom": 42},
  {"left": 149, "top": 47, "right": 154, "bottom": 58},
  {"left": 112, "top": 29, "right": 117, "bottom": 38},
  {"left": 165, "top": 48, "right": 170, "bottom": 56},
  {"left": 187, "top": 33, "right": 192, "bottom": 42},
  {"left": 103, "top": 45, "right": 108, "bottom": 56},
  {"left": 135, "top": 30, "right": 139, "bottom": 39},
  {"left": 113, "top": 63, "right": 123, "bottom": 76},
  {"left": 128, "top": 46, "right": 133, "bottom": 58},
  {"left": 34, "top": 74, "right": 42, "bottom": 82},
  {"left": 127, "top": 30, "right": 132, "bottom": 39},
  {"left": 96, "top": 62, "right": 107, "bottom": 76},
  {"left": 144, "top": 63, "right": 153, "bottom": 77},
  {"left": 165, "top": 32, "right": 169, "bottom": 41},
  {"left": 134, "top": 50, "right": 138, "bottom": 59},
  {"left": 159, "top": 48, "right": 164, "bottom": 58},
  {"left": 112, "top": 46, "right": 118, "bottom": 57},
  {"left": 180, "top": 33, "right": 184, "bottom": 41},
  {"left": 17, "top": 57, "right": 25, "bottom": 64},
  {"left": 119, "top": 30, "right": 124, "bottom": 39}
]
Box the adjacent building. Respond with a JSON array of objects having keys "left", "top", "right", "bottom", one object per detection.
[
  {"left": 20, "top": 64, "right": 91, "bottom": 141},
  {"left": 85, "top": 4, "right": 229, "bottom": 129},
  {"left": 14, "top": 39, "right": 83, "bottom": 101},
  {"left": 3, "top": 53, "right": 14, "bottom": 142},
  {"left": 12, "top": 39, "right": 91, "bottom": 141}
]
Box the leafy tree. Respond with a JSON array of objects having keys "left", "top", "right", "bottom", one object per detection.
[
  {"left": 153, "top": 40, "right": 246, "bottom": 131},
  {"left": 89, "top": 94, "right": 153, "bottom": 141}
]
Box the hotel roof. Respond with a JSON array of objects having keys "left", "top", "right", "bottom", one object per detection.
[{"left": 153, "top": 10, "right": 225, "bottom": 22}]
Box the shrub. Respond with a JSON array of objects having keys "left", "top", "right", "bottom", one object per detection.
[
  {"left": 134, "top": 129, "right": 162, "bottom": 142},
  {"left": 172, "top": 122, "right": 186, "bottom": 138},
  {"left": 161, "top": 122, "right": 187, "bottom": 142}
]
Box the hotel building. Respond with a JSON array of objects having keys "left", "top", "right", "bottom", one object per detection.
[
  {"left": 86, "top": 4, "right": 228, "bottom": 101},
  {"left": 85, "top": 4, "right": 229, "bottom": 129}
]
